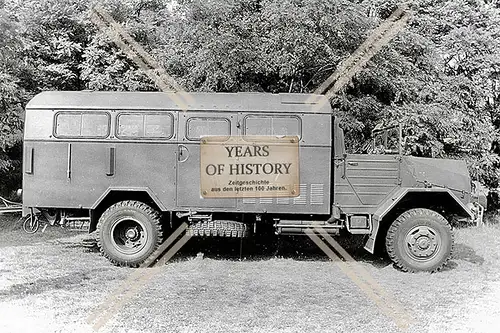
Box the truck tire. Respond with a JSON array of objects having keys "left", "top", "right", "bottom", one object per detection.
[
  {"left": 186, "top": 220, "right": 249, "bottom": 238},
  {"left": 96, "top": 200, "right": 163, "bottom": 267},
  {"left": 385, "top": 208, "right": 453, "bottom": 272}
]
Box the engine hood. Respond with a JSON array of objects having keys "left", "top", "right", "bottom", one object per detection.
[{"left": 401, "top": 156, "right": 471, "bottom": 195}]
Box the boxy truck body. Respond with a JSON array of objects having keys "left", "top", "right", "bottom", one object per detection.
[
  {"left": 22, "top": 91, "right": 483, "bottom": 272},
  {"left": 23, "top": 91, "right": 333, "bottom": 215}
]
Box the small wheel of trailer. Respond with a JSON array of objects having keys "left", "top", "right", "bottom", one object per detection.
[
  {"left": 385, "top": 208, "right": 453, "bottom": 273},
  {"left": 96, "top": 201, "right": 163, "bottom": 267},
  {"left": 22, "top": 215, "right": 39, "bottom": 234}
]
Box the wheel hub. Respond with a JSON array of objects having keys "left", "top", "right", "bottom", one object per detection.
[
  {"left": 111, "top": 218, "right": 147, "bottom": 254},
  {"left": 125, "top": 227, "right": 139, "bottom": 240},
  {"left": 417, "top": 237, "right": 430, "bottom": 249},
  {"left": 405, "top": 226, "right": 440, "bottom": 260}
]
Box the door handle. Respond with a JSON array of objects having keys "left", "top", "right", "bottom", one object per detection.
[
  {"left": 348, "top": 161, "right": 358, "bottom": 166},
  {"left": 178, "top": 144, "right": 189, "bottom": 162}
]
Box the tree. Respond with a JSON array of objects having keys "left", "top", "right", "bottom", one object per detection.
[
  {"left": 1, "top": 0, "right": 500, "bottom": 196},
  {"left": 0, "top": 0, "right": 91, "bottom": 196},
  {"left": 0, "top": 4, "right": 25, "bottom": 197}
]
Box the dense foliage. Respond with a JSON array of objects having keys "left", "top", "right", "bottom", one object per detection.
[{"left": 0, "top": 0, "right": 499, "bottom": 197}]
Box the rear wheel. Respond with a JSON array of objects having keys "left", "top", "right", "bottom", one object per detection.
[
  {"left": 97, "top": 200, "right": 163, "bottom": 267},
  {"left": 385, "top": 208, "right": 453, "bottom": 272}
]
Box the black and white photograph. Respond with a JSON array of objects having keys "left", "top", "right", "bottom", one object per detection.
[{"left": 0, "top": 0, "right": 499, "bottom": 332}]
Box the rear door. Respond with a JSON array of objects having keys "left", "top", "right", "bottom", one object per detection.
[{"left": 176, "top": 112, "right": 237, "bottom": 209}]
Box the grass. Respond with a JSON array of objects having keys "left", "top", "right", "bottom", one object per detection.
[{"left": 1, "top": 214, "right": 500, "bottom": 333}]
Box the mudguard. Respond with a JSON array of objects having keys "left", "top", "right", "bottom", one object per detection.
[{"left": 363, "top": 188, "right": 473, "bottom": 253}]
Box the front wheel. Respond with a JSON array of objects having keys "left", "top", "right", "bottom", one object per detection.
[
  {"left": 385, "top": 208, "right": 453, "bottom": 272},
  {"left": 96, "top": 201, "right": 163, "bottom": 267}
]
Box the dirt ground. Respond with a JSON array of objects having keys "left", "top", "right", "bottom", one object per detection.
[{"left": 1, "top": 215, "right": 500, "bottom": 333}]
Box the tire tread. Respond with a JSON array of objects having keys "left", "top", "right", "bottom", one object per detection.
[
  {"left": 385, "top": 208, "right": 454, "bottom": 273},
  {"left": 186, "top": 220, "right": 248, "bottom": 238},
  {"left": 96, "top": 200, "right": 163, "bottom": 267}
]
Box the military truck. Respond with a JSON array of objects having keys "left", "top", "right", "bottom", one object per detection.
[{"left": 22, "top": 91, "right": 485, "bottom": 272}]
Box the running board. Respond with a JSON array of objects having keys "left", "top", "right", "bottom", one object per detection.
[{"left": 275, "top": 220, "right": 341, "bottom": 236}]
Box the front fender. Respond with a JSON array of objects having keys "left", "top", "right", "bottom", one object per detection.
[
  {"left": 374, "top": 188, "right": 473, "bottom": 222},
  {"left": 363, "top": 188, "right": 473, "bottom": 253}
]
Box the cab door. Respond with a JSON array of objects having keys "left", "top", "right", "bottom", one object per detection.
[
  {"left": 334, "top": 154, "right": 400, "bottom": 210},
  {"left": 176, "top": 112, "right": 237, "bottom": 209}
]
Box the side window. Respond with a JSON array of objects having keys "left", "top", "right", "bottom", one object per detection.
[
  {"left": 82, "top": 114, "right": 110, "bottom": 137},
  {"left": 116, "top": 113, "right": 174, "bottom": 139},
  {"left": 55, "top": 112, "right": 110, "bottom": 138},
  {"left": 186, "top": 117, "right": 231, "bottom": 140},
  {"left": 244, "top": 115, "right": 301, "bottom": 138}
]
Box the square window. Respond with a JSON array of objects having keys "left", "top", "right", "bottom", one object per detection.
[
  {"left": 117, "top": 113, "right": 173, "bottom": 139},
  {"left": 186, "top": 117, "right": 230, "bottom": 140},
  {"left": 55, "top": 112, "right": 110, "bottom": 138}
]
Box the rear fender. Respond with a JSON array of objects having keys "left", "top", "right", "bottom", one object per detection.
[{"left": 89, "top": 187, "right": 166, "bottom": 233}]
